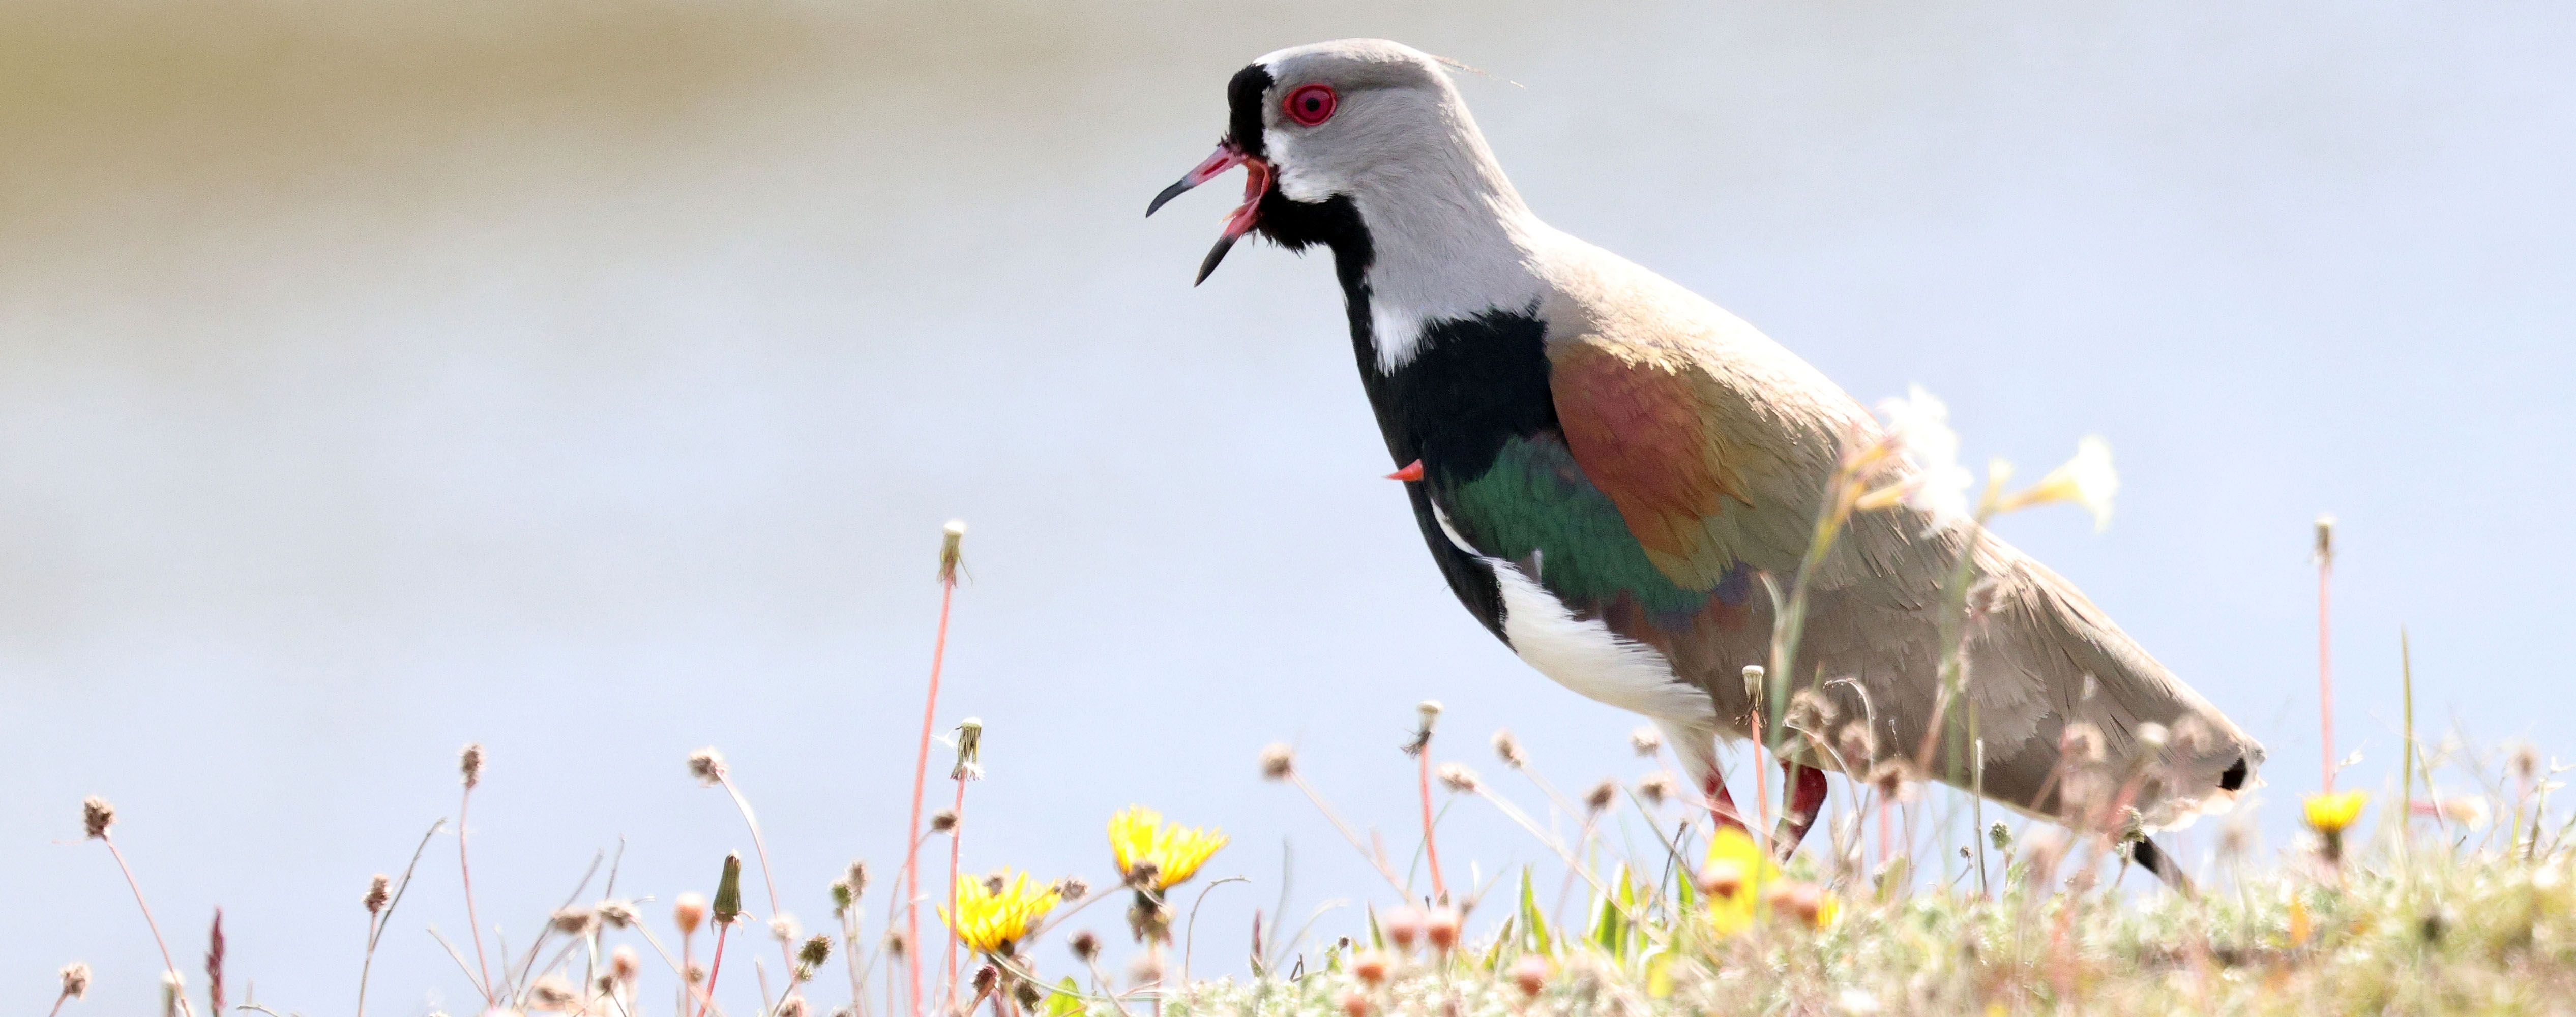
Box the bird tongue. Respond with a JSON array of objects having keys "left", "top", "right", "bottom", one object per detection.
[
  {"left": 1144, "top": 143, "right": 1272, "bottom": 285},
  {"left": 1196, "top": 158, "right": 1271, "bottom": 285}
]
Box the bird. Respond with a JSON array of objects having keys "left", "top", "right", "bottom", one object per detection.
[{"left": 1147, "top": 39, "right": 2262, "bottom": 884}]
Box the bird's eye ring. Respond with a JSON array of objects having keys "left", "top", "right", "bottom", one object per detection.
[{"left": 1282, "top": 84, "right": 1337, "bottom": 127}]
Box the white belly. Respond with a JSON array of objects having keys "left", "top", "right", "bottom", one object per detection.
[{"left": 1485, "top": 557, "right": 1715, "bottom": 724}]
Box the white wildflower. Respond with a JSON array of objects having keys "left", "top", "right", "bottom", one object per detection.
[
  {"left": 2008, "top": 436, "right": 2118, "bottom": 530},
  {"left": 1869, "top": 385, "right": 1973, "bottom": 526}
]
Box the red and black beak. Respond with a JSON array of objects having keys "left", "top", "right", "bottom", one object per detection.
[{"left": 1145, "top": 142, "right": 1273, "bottom": 285}]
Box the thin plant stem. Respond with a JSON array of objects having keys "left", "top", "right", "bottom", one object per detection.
[
  {"left": 359, "top": 819, "right": 446, "bottom": 1017},
  {"left": 100, "top": 835, "right": 189, "bottom": 1014},
  {"left": 2318, "top": 517, "right": 2336, "bottom": 792},
  {"left": 459, "top": 786, "right": 495, "bottom": 1009},
  {"left": 1282, "top": 773, "right": 1406, "bottom": 894},
  {"left": 942, "top": 777, "right": 967, "bottom": 1013},
  {"left": 2402, "top": 627, "right": 2416, "bottom": 839},
  {"left": 699, "top": 922, "right": 733, "bottom": 1017},
  {"left": 904, "top": 571, "right": 960, "bottom": 1017},
  {"left": 1416, "top": 746, "right": 1447, "bottom": 901}
]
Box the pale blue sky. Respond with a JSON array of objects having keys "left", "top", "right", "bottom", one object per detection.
[{"left": 6, "top": 1, "right": 2571, "bottom": 1012}]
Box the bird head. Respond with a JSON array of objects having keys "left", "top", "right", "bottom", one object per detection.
[{"left": 1147, "top": 39, "right": 1511, "bottom": 285}]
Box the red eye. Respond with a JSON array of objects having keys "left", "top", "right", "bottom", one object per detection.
[{"left": 1282, "top": 84, "right": 1337, "bottom": 127}]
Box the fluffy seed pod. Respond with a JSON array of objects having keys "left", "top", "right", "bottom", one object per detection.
[
  {"left": 364, "top": 874, "right": 392, "bottom": 915},
  {"left": 1585, "top": 780, "right": 1618, "bottom": 813},
  {"left": 82, "top": 797, "right": 115, "bottom": 840},
  {"left": 1069, "top": 930, "right": 1101, "bottom": 961},
  {"left": 1436, "top": 763, "right": 1480, "bottom": 794},
  {"left": 1491, "top": 730, "right": 1528, "bottom": 769},
  {"left": 1260, "top": 744, "right": 1296, "bottom": 780},
  {"left": 688, "top": 747, "right": 727, "bottom": 786},
  {"left": 458, "top": 744, "right": 485, "bottom": 789},
  {"left": 1630, "top": 726, "right": 1662, "bottom": 756}
]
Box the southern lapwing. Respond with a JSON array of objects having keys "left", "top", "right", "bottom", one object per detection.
[{"left": 1149, "top": 39, "right": 2262, "bottom": 881}]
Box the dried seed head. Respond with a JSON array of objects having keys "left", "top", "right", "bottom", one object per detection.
[
  {"left": 2060, "top": 723, "right": 2107, "bottom": 765},
  {"left": 1989, "top": 822, "right": 2012, "bottom": 852},
  {"left": 610, "top": 944, "right": 641, "bottom": 984},
  {"left": 1069, "top": 930, "right": 1101, "bottom": 961},
  {"left": 1425, "top": 907, "right": 1462, "bottom": 952},
  {"left": 1382, "top": 906, "right": 1427, "bottom": 952},
  {"left": 1057, "top": 876, "right": 1090, "bottom": 901},
  {"left": 1259, "top": 743, "right": 1296, "bottom": 781},
  {"left": 1350, "top": 950, "right": 1390, "bottom": 985},
  {"left": 939, "top": 521, "right": 968, "bottom": 584},
  {"left": 1741, "top": 665, "right": 1766, "bottom": 702},
  {"left": 81, "top": 796, "right": 115, "bottom": 839},
  {"left": 800, "top": 933, "right": 834, "bottom": 970},
  {"left": 688, "top": 747, "right": 727, "bottom": 786},
  {"left": 777, "top": 996, "right": 810, "bottom": 1017},
  {"left": 2218, "top": 815, "right": 2256, "bottom": 862},
  {"left": 1785, "top": 689, "right": 1836, "bottom": 732},
  {"left": 1416, "top": 700, "right": 1443, "bottom": 728},
  {"left": 1837, "top": 723, "right": 1878, "bottom": 767},
  {"left": 1491, "top": 729, "right": 1528, "bottom": 769},
  {"left": 930, "top": 810, "right": 959, "bottom": 835},
  {"left": 457, "top": 744, "right": 485, "bottom": 789},
  {"left": 551, "top": 905, "right": 600, "bottom": 937},
  {"left": 1436, "top": 762, "right": 1481, "bottom": 794},
  {"left": 2314, "top": 515, "right": 2334, "bottom": 563},
  {"left": 1584, "top": 779, "right": 1618, "bottom": 813},
  {"left": 1126, "top": 950, "right": 1164, "bottom": 986},
  {"left": 882, "top": 930, "right": 907, "bottom": 958},
  {"left": 364, "top": 874, "right": 392, "bottom": 915},
  {"left": 1629, "top": 726, "right": 1662, "bottom": 756},
  {"left": 845, "top": 860, "right": 871, "bottom": 900},
  {"left": 1013, "top": 980, "right": 1044, "bottom": 1011},
  {"left": 1637, "top": 771, "right": 1678, "bottom": 807},
  {"left": 1867, "top": 759, "right": 1923, "bottom": 802},
  {"left": 1511, "top": 955, "right": 1549, "bottom": 997},
  {"left": 592, "top": 898, "right": 636, "bottom": 930},
  {"left": 771, "top": 913, "right": 803, "bottom": 944},
  {"left": 1339, "top": 990, "right": 1372, "bottom": 1017},
  {"left": 1696, "top": 860, "right": 1744, "bottom": 899},
  {"left": 1123, "top": 860, "right": 1162, "bottom": 890},
  {"left": 2510, "top": 741, "right": 2545, "bottom": 785},
  {"left": 685, "top": 963, "right": 708, "bottom": 985},
  {"left": 673, "top": 893, "right": 709, "bottom": 936},
  {"left": 971, "top": 965, "right": 1000, "bottom": 997},
  {"left": 983, "top": 872, "right": 1008, "bottom": 895},
  {"left": 528, "top": 974, "right": 578, "bottom": 1010},
  {"left": 60, "top": 962, "right": 91, "bottom": 1000},
  {"left": 1765, "top": 881, "right": 1826, "bottom": 927}
]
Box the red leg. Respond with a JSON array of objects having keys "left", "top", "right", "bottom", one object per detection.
[
  {"left": 1703, "top": 771, "right": 1749, "bottom": 832},
  {"left": 1770, "top": 762, "right": 1829, "bottom": 861}
]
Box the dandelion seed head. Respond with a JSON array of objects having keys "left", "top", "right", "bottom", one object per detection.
[
  {"left": 1416, "top": 700, "right": 1443, "bottom": 730},
  {"left": 458, "top": 744, "right": 485, "bottom": 789},
  {"left": 1425, "top": 907, "right": 1461, "bottom": 952},
  {"left": 1637, "top": 772, "right": 1678, "bottom": 807},
  {"left": 550, "top": 905, "right": 599, "bottom": 937},
  {"left": 881, "top": 930, "right": 907, "bottom": 958},
  {"left": 1383, "top": 905, "right": 1427, "bottom": 952},
  {"left": 527, "top": 974, "right": 577, "bottom": 1010},
  {"left": 1491, "top": 729, "right": 1528, "bottom": 769},
  {"left": 1584, "top": 779, "right": 1618, "bottom": 813},
  {"left": 771, "top": 913, "right": 802, "bottom": 944},
  {"left": 81, "top": 796, "right": 115, "bottom": 839},
  {"left": 1126, "top": 952, "right": 1164, "bottom": 986},
  {"left": 687, "top": 747, "right": 727, "bottom": 786},
  {"left": 1259, "top": 743, "right": 1296, "bottom": 781},
  {"left": 1056, "top": 875, "right": 1089, "bottom": 901},
  {"left": 931, "top": 809, "right": 959, "bottom": 834},
  {"left": 673, "top": 893, "right": 708, "bottom": 936},
  {"left": 1628, "top": 727, "right": 1662, "bottom": 756},
  {"left": 1512, "top": 955, "right": 1549, "bottom": 997},
  {"left": 1435, "top": 762, "right": 1480, "bottom": 794},
  {"left": 1069, "top": 930, "right": 1101, "bottom": 961},
  {"left": 1741, "top": 665, "right": 1765, "bottom": 702},
  {"left": 59, "top": 963, "right": 90, "bottom": 1000},
  {"left": 685, "top": 963, "right": 708, "bottom": 984}
]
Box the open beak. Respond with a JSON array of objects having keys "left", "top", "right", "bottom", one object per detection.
[{"left": 1145, "top": 143, "right": 1273, "bottom": 285}]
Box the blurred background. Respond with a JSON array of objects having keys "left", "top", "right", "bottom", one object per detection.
[{"left": 7, "top": 0, "right": 2572, "bottom": 1011}]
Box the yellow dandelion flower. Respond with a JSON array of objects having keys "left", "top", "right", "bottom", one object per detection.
[
  {"left": 1108, "top": 806, "right": 1228, "bottom": 892},
  {"left": 1701, "top": 826, "right": 1780, "bottom": 936},
  {"left": 939, "top": 872, "right": 1057, "bottom": 955},
  {"left": 2303, "top": 790, "right": 2367, "bottom": 834}
]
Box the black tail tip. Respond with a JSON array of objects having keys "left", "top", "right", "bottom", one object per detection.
[{"left": 2219, "top": 756, "right": 2249, "bottom": 792}]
